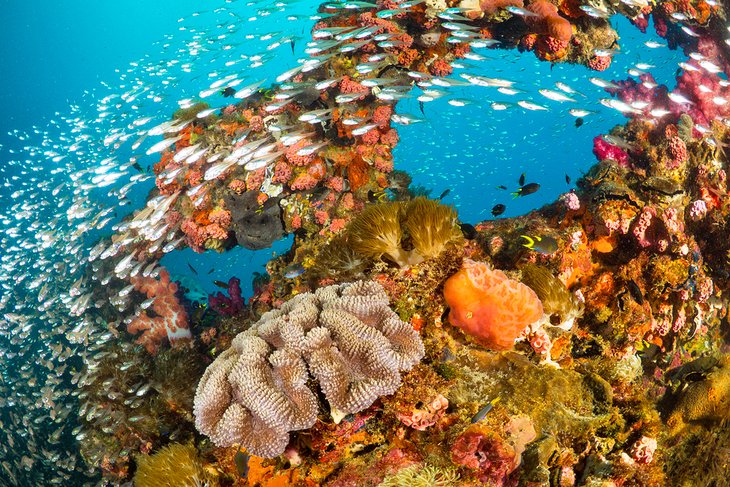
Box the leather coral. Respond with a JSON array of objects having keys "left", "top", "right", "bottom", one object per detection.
[{"left": 193, "top": 280, "right": 424, "bottom": 458}]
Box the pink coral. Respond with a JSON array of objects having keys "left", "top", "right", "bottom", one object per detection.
[
  {"left": 396, "top": 394, "right": 448, "bottom": 430},
  {"left": 208, "top": 277, "right": 245, "bottom": 316},
  {"left": 372, "top": 105, "right": 393, "bottom": 128},
  {"left": 380, "top": 129, "right": 399, "bottom": 147},
  {"left": 339, "top": 76, "right": 369, "bottom": 97},
  {"left": 587, "top": 55, "right": 612, "bottom": 71},
  {"left": 560, "top": 191, "right": 580, "bottom": 211},
  {"left": 429, "top": 58, "right": 453, "bottom": 77},
  {"left": 633, "top": 207, "right": 655, "bottom": 248},
  {"left": 126, "top": 269, "right": 191, "bottom": 354},
  {"left": 451, "top": 429, "right": 518, "bottom": 485},
  {"left": 286, "top": 139, "right": 317, "bottom": 166},
  {"left": 273, "top": 160, "right": 293, "bottom": 184},
  {"left": 329, "top": 218, "right": 347, "bottom": 233},
  {"left": 289, "top": 173, "right": 319, "bottom": 191},
  {"left": 593, "top": 135, "right": 629, "bottom": 167},
  {"left": 667, "top": 136, "right": 688, "bottom": 168},
  {"left": 630, "top": 436, "right": 657, "bottom": 464},
  {"left": 208, "top": 208, "right": 231, "bottom": 228},
  {"left": 361, "top": 128, "right": 381, "bottom": 145},
  {"left": 689, "top": 200, "right": 707, "bottom": 221}
]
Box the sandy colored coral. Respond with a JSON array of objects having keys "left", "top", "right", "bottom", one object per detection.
[{"left": 194, "top": 280, "right": 424, "bottom": 457}]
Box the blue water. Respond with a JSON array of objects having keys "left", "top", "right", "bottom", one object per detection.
[{"left": 0, "top": 0, "right": 690, "bottom": 483}]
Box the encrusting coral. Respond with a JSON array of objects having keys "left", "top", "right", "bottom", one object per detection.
[
  {"left": 443, "top": 259, "right": 544, "bottom": 350},
  {"left": 346, "top": 197, "right": 463, "bottom": 267},
  {"left": 193, "top": 280, "right": 424, "bottom": 458},
  {"left": 133, "top": 443, "right": 218, "bottom": 487}
]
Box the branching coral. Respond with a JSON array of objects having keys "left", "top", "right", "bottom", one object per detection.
[{"left": 193, "top": 280, "right": 424, "bottom": 457}]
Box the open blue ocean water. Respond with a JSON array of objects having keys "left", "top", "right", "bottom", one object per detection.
[{"left": 0, "top": 0, "right": 691, "bottom": 484}]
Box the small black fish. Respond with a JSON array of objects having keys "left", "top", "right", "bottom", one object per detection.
[
  {"left": 208, "top": 268, "right": 215, "bottom": 274},
  {"left": 213, "top": 280, "right": 229, "bottom": 289},
  {"left": 234, "top": 446, "right": 250, "bottom": 479},
  {"left": 221, "top": 86, "right": 236, "bottom": 97},
  {"left": 565, "top": 174, "right": 571, "bottom": 185},
  {"left": 491, "top": 204, "right": 506, "bottom": 217},
  {"left": 131, "top": 161, "right": 145, "bottom": 173},
  {"left": 460, "top": 223, "right": 478, "bottom": 240},
  {"left": 290, "top": 38, "right": 296, "bottom": 54},
  {"left": 518, "top": 172, "right": 525, "bottom": 186},
  {"left": 512, "top": 182, "right": 540, "bottom": 197},
  {"left": 575, "top": 117, "right": 584, "bottom": 128},
  {"left": 419, "top": 100, "right": 425, "bottom": 115},
  {"left": 496, "top": 185, "right": 508, "bottom": 190},
  {"left": 187, "top": 263, "right": 198, "bottom": 275},
  {"left": 438, "top": 188, "right": 451, "bottom": 200},
  {"left": 627, "top": 280, "right": 644, "bottom": 305}
]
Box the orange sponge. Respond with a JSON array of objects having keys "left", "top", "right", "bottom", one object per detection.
[{"left": 444, "top": 259, "right": 544, "bottom": 350}]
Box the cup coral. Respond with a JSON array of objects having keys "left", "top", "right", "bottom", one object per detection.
[{"left": 443, "top": 259, "right": 544, "bottom": 350}]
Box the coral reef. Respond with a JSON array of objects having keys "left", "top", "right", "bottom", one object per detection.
[{"left": 193, "top": 280, "right": 424, "bottom": 457}]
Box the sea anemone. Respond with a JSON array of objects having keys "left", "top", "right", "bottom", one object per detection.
[
  {"left": 403, "top": 197, "right": 463, "bottom": 263},
  {"left": 133, "top": 443, "right": 217, "bottom": 487}
]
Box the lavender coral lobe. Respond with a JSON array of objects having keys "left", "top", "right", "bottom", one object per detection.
[{"left": 193, "top": 280, "right": 424, "bottom": 458}]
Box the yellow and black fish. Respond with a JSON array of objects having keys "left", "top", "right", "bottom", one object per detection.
[{"left": 521, "top": 235, "right": 558, "bottom": 254}]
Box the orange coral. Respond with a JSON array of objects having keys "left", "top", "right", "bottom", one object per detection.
[
  {"left": 443, "top": 259, "right": 543, "bottom": 350},
  {"left": 126, "top": 269, "right": 191, "bottom": 354}
]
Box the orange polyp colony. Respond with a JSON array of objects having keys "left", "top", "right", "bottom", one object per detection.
[{"left": 443, "top": 259, "right": 544, "bottom": 350}]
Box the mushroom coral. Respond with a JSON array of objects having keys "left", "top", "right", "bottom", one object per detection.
[{"left": 443, "top": 259, "right": 544, "bottom": 350}]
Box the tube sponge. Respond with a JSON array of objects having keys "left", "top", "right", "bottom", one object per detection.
[{"left": 443, "top": 259, "right": 544, "bottom": 350}]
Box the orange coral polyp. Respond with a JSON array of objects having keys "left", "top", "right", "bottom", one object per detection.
[{"left": 444, "top": 259, "right": 544, "bottom": 350}]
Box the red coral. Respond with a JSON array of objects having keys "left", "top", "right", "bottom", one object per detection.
[
  {"left": 451, "top": 429, "right": 517, "bottom": 485},
  {"left": 126, "top": 269, "right": 191, "bottom": 354}
]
